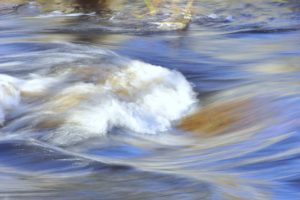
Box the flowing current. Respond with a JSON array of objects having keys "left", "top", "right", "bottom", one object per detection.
[{"left": 0, "top": 0, "right": 300, "bottom": 199}]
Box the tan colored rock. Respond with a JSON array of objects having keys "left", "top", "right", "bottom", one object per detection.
[
  {"left": 177, "top": 99, "right": 256, "bottom": 137},
  {"left": 34, "top": 0, "right": 111, "bottom": 13},
  {"left": 36, "top": 116, "right": 66, "bottom": 129},
  {"left": 0, "top": 0, "right": 28, "bottom": 12},
  {"left": 0, "top": 0, "right": 26, "bottom": 4}
]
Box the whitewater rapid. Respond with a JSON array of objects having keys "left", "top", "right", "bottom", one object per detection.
[{"left": 0, "top": 50, "right": 197, "bottom": 144}]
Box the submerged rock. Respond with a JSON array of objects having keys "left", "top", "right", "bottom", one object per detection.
[{"left": 177, "top": 99, "right": 259, "bottom": 137}]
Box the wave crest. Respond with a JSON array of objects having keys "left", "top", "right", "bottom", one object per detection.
[{"left": 1, "top": 59, "right": 197, "bottom": 144}]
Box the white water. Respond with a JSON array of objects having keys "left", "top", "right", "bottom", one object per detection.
[{"left": 0, "top": 53, "right": 197, "bottom": 144}]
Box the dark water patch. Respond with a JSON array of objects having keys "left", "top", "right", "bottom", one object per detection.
[
  {"left": 0, "top": 140, "right": 134, "bottom": 173},
  {"left": 0, "top": 42, "right": 60, "bottom": 55},
  {"left": 227, "top": 26, "right": 300, "bottom": 35}
]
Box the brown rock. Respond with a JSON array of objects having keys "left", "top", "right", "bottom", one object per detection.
[
  {"left": 177, "top": 99, "right": 255, "bottom": 137},
  {"left": 0, "top": 0, "right": 26, "bottom": 4}
]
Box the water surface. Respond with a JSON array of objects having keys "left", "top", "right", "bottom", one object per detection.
[{"left": 0, "top": 0, "right": 300, "bottom": 199}]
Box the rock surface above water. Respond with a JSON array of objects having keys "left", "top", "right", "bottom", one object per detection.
[{"left": 0, "top": 0, "right": 193, "bottom": 32}]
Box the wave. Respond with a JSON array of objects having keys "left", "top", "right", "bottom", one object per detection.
[{"left": 0, "top": 47, "right": 197, "bottom": 145}]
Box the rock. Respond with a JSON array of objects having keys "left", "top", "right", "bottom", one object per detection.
[
  {"left": 34, "top": 0, "right": 108, "bottom": 13},
  {"left": 0, "top": 0, "right": 28, "bottom": 14},
  {"left": 21, "top": 0, "right": 194, "bottom": 31},
  {"left": 0, "top": 0, "right": 26, "bottom": 5},
  {"left": 177, "top": 99, "right": 257, "bottom": 137}
]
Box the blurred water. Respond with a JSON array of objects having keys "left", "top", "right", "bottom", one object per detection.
[{"left": 0, "top": 0, "right": 300, "bottom": 199}]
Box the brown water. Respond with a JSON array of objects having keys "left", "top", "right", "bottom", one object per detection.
[{"left": 0, "top": 0, "right": 300, "bottom": 199}]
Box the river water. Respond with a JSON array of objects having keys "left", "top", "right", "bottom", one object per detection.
[{"left": 0, "top": 0, "right": 300, "bottom": 199}]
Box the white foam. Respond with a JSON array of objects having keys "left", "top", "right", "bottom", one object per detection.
[
  {"left": 35, "top": 11, "right": 96, "bottom": 18},
  {"left": 19, "top": 75, "right": 60, "bottom": 94},
  {"left": 208, "top": 13, "right": 218, "bottom": 19},
  {"left": 0, "top": 59, "right": 197, "bottom": 143},
  {"left": 0, "top": 75, "right": 21, "bottom": 125},
  {"left": 54, "top": 61, "right": 197, "bottom": 136}
]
